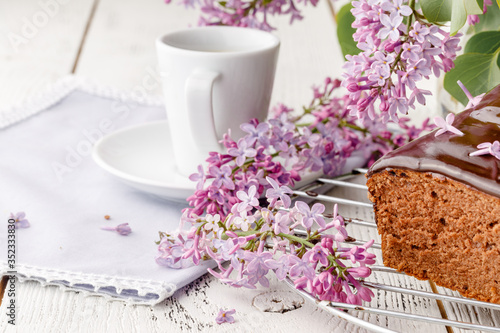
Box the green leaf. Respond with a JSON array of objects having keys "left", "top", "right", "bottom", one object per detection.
[
  {"left": 336, "top": 3, "right": 360, "bottom": 58},
  {"left": 420, "top": 0, "right": 453, "bottom": 23},
  {"left": 443, "top": 51, "right": 500, "bottom": 105},
  {"left": 465, "top": 0, "right": 483, "bottom": 14},
  {"left": 464, "top": 31, "right": 500, "bottom": 54},
  {"left": 450, "top": 0, "right": 483, "bottom": 35},
  {"left": 450, "top": 1, "right": 467, "bottom": 35}
]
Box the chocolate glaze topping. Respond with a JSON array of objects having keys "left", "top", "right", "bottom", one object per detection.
[{"left": 368, "top": 85, "right": 500, "bottom": 198}]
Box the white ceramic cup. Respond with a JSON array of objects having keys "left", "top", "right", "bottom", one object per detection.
[{"left": 156, "top": 26, "right": 280, "bottom": 177}]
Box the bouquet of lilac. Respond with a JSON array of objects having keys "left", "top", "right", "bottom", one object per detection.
[
  {"left": 165, "top": 0, "right": 319, "bottom": 31},
  {"left": 156, "top": 78, "right": 433, "bottom": 305},
  {"left": 184, "top": 78, "right": 432, "bottom": 219},
  {"left": 157, "top": 177, "right": 376, "bottom": 305},
  {"left": 341, "top": 0, "right": 464, "bottom": 123}
]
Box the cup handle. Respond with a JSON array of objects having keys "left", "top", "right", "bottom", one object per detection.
[{"left": 185, "top": 70, "right": 221, "bottom": 153}]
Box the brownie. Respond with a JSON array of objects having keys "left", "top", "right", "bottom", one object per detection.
[{"left": 366, "top": 86, "right": 500, "bottom": 303}]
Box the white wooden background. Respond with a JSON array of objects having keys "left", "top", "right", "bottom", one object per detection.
[{"left": 0, "top": 0, "right": 497, "bottom": 332}]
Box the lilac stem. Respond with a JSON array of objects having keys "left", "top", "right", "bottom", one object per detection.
[{"left": 457, "top": 80, "right": 473, "bottom": 100}]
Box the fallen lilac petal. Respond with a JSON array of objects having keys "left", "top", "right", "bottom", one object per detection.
[
  {"left": 215, "top": 308, "right": 236, "bottom": 325},
  {"left": 9, "top": 212, "right": 30, "bottom": 229},
  {"left": 101, "top": 223, "right": 132, "bottom": 236}
]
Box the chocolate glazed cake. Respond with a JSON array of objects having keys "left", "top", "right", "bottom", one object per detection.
[{"left": 367, "top": 86, "right": 500, "bottom": 303}]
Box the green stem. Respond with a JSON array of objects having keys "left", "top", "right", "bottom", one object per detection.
[
  {"left": 231, "top": 151, "right": 280, "bottom": 175},
  {"left": 277, "top": 233, "right": 315, "bottom": 248},
  {"left": 406, "top": 0, "right": 415, "bottom": 35},
  {"left": 340, "top": 120, "right": 395, "bottom": 145},
  {"left": 221, "top": 229, "right": 261, "bottom": 240}
]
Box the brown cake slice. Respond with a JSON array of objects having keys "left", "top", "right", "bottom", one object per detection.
[{"left": 366, "top": 86, "right": 500, "bottom": 303}]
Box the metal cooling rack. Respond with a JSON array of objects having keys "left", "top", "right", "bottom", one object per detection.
[{"left": 287, "top": 168, "right": 500, "bottom": 333}]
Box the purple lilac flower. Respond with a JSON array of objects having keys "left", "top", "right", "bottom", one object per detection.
[
  {"left": 101, "top": 223, "right": 132, "bottom": 236},
  {"left": 409, "top": 88, "right": 432, "bottom": 108},
  {"left": 434, "top": 113, "right": 464, "bottom": 137},
  {"left": 235, "top": 185, "right": 259, "bottom": 212},
  {"left": 208, "top": 165, "right": 235, "bottom": 190},
  {"left": 379, "top": 13, "right": 404, "bottom": 41},
  {"left": 175, "top": 0, "right": 320, "bottom": 32},
  {"left": 309, "top": 244, "right": 330, "bottom": 266},
  {"left": 288, "top": 254, "right": 315, "bottom": 280},
  {"left": 273, "top": 211, "right": 291, "bottom": 235},
  {"left": 241, "top": 121, "right": 270, "bottom": 147},
  {"left": 215, "top": 237, "right": 245, "bottom": 269},
  {"left": 215, "top": 308, "right": 236, "bottom": 324},
  {"left": 227, "top": 138, "right": 257, "bottom": 167},
  {"left": 294, "top": 201, "right": 326, "bottom": 229},
  {"left": 265, "top": 254, "right": 292, "bottom": 280},
  {"left": 339, "top": 240, "right": 376, "bottom": 265},
  {"left": 383, "top": 0, "right": 412, "bottom": 17},
  {"left": 458, "top": 80, "right": 485, "bottom": 109},
  {"left": 245, "top": 250, "right": 272, "bottom": 277},
  {"left": 203, "top": 214, "right": 221, "bottom": 233},
  {"left": 156, "top": 235, "right": 194, "bottom": 269},
  {"left": 470, "top": 141, "right": 500, "bottom": 160},
  {"left": 189, "top": 165, "right": 205, "bottom": 191},
  {"left": 265, "top": 176, "right": 293, "bottom": 208},
  {"left": 467, "top": 0, "right": 492, "bottom": 25},
  {"left": 9, "top": 212, "right": 30, "bottom": 229},
  {"left": 230, "top": 210, "right": 255, "bottom": 231}
]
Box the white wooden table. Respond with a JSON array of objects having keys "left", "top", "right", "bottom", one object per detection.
[{"left": 0, "top": 1, "right": 498, "bottom": 332}]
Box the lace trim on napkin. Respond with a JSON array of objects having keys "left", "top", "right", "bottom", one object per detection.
[
  {"left": 1, "top": 262, "right": 176, "bottom": 306},
  {"left": 0, "top": 75, "right": 163, "bottom": 129}
]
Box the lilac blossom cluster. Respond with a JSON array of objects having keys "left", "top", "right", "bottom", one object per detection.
[
  {"left": 467, "top": 0, "right": 493, "bottom": 25},
  {"left": 157, "top": 177, "right": 376, "bottom": 305},
  {"left": 156, "top": 81, "right": 432, "bottom": 305},
  {"left": 165, "top": 0, "right": 318, "bottom": 31},
  {"left": 342, "top": 0, "right": 462, "bottom": 123},
  {"left": 185, "top": 78, "right": 433, "bottom": 220}
]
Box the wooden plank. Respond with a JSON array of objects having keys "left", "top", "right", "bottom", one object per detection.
[
  {"left": 434, "top": 286, "right": 500, "bottom": 333},
  {"left": 0, "top": 274, "right": 379, "bottom": 332},
  {"left": 74, "top": 0, "right": 198, "bottom": 98},
  {"left": 0, "top": 0, "right": 96, "bottom": 107},
  {"left": 0, "top": 276, "right": 7, "bottom": 307},
  {"left": 266, "top": 1, "right": 344, "bottom": 110}
]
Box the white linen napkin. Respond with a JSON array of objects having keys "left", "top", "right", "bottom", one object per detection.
[{"left": 0, "top": 76, "right": 215, "bottom": 305}]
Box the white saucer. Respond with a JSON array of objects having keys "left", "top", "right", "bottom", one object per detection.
[
  {"left": 92, "top": 120, "right": 195, "bottom": 202},
  {"left": 93, "top": 120, "right": 368, "bottom": 202}
]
